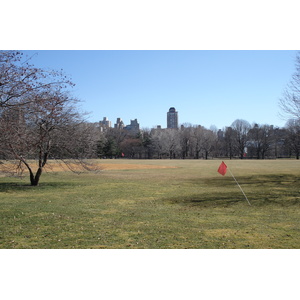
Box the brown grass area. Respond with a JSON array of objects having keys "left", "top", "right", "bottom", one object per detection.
[
  {"left": 44, "top": 161, "right": 177, "bottom": 172},
  {"left": 1, "top": 160, "right": 177, "bottom": 174}
]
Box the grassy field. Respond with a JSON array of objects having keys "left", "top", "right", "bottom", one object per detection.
[{"left": 0, "top": 159, "right": 300, "bottom": 249}]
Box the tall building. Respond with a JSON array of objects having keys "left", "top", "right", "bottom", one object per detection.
[
  {"left": 125, "top": 119, "right": 140, "bottom": 134},
  {"left": 114, "top": 118, "right": 124, "bottom": 129},
  {"left": 99, "top": 117, "right": 111, "bottom": 132},
  {"left": 99, "top": 117, "right": 111, "bottom": 128},
  {"left": 167, "top": 107, "right": 178, "bottom": 129}
]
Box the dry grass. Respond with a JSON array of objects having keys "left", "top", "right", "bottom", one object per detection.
[
  {"left": 0, "top": 159, "right": 177, "bottom": 175},
  {"left": 96, "top": 161, "right": 178, "bottom": 170},
  {"left": 1, "top": 159, "right": 300, "bottom": 249}
]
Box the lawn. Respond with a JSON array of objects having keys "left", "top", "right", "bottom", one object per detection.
[{"left": 0, "top": 159, "right": 300, "bottom": 249}]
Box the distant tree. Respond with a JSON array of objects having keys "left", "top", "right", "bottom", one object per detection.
[
  {"left": 161, "top": 129, "right": 180, "bottom": 159},
  {"left": 108, "top": 128, "right": 128, "bottom": 155},
  {"left": 273, "top": 127, "right": 289, "bottom": 158},
  {"left": 248, "top": 124, "right": 274, "bottom": 159},
  {"left": 224, "top": 127, "right": 236, "bottom": 159},
  {"left": 231, "top": 119, "right": 251, "bottom": 159},
  {"left": 179, "top": 125, "right": 193, "bottom": 159},
  {"left": 279, "top": 51, "right": 300, "bottom": 121},
  {"left": 96, "top": 134, "right": 107, "bottom": 158},
  {"left": 120, "top": 138, "right": 142, "bottom": 158},
  {"left": 214, "top": 129, "right": 226, "bottom": 158},
  {"left": 102, "top": 137, "right": 118, "bottom": 158},
  {"left": 201, "top": 128, "right": 217, "bottom": 159},
  {"left": 141, "top": 129, "right": 153, "bottom": 159},
  {"left": 192, "top": 125, "right": 205, "bottom": 159},
  {"left": 285, "top": 119, "right": 300, "bottom": 159},
  {"left": 150, "top": 128, "right": 164, "bottom": 158}
]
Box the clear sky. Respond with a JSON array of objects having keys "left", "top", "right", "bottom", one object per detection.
[
  {"left": 25, "top": 50, "right": 296, "bottom": 128},
  {"left": 23, "top": 50, "right": 297, "bottom": 130}
]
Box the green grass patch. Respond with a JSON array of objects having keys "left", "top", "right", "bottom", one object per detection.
[{"left": 1, "top": 159, "right": 300, "bottom": 249}]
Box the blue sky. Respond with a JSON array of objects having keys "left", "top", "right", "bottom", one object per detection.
[{"left": 24, "top": 50, "right": 297, "bottom": 130}]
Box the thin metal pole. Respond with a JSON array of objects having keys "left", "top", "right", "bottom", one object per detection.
[{"left": 227, "top": 167, "right": 251, "bottom": 206}]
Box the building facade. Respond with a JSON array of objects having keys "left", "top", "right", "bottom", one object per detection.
[
  {"left": 167, "top": 107, "right": 178, "bottom": 129},
  {"left": 124, "top": 119, "right": 140, "bottom": 134},
  {"left": 99, "top": 117, "right": 111, "bottom": 132},
  {"left": 114, "top": 118, "right": 125, "bottom": 129}
]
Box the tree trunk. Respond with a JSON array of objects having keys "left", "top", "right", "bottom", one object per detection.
[
  {"left": 240, "top": 150, "right": 244, "bottom": 159},
  {"left": 205, "top": 150, "right": 208, "bottom": 160},
  {"left": 29, "top": 167, "right": 43, "bottom": 186},
  {"left": 256, "top": 149, "right": 260, "bottom": 159}
]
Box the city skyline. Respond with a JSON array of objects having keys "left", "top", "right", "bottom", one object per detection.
[
  {"left": 21, "top": 50, "right": 298, "bottom": 130},
  {"left": 96, "top": 102, "right": 289, "bottom": 132},
  {"left": 100, "top": 107, "right": 179, "bottom": 131}
]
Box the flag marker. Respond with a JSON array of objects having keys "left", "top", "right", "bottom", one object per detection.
[{"left": 218, "top": 161, "right": 251, "bottom": 206}]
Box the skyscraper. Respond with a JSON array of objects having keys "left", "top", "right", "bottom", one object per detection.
[
  {"left": 167, "top": 107, "right": 178, "bottom": 129},
  {"left": 114, "top": 118, "right": 124, "bottom": 129},
  {"left": 124, "top": 119, "right": 140, "bottom": 134},
  {"left": 99, "top": 117, "right": 111, "bottom": 132}
]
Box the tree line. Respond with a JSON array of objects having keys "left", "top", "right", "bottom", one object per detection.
[
  {"left": 0, "top": 50, "right": 299, "bottom": 186},
  {"left": 95, "top": 118, "right": 300, "bottom": 160}
]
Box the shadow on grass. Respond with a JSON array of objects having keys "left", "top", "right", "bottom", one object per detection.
[
  {"left": 196, "top": 174, "right": 300, "bottom": 187},
  {"left": 167, "top": 174, "right": 300, "bottom": 208},
  {"left": 167, "top": 193, "right": 247, "bottom": 208},
  {"left": 168, "top": 193, "right": 300, "bottom": 208},
  {"left": 0, "top": 181, "right": 76, "bottom": 193}
]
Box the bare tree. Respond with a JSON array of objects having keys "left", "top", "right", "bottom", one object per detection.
[
  {"left": 0, "top": 88, "right": 95, "bottom": 186},
  {"left": 285, "top": 119, "right": 300, "bottom": 159},
  {"left": 160, "top": 129, "right": 180, "bottom": 159},
  {"left": 201, "top": 128, "right": 217, "bottom": 159},
  {"left": 279, "top": 51, "right": 300, "bottom": 120},
  {"left": 141, "top": 129, "right": 154, "bottom": 159},
  {"left": 150, "top": 128, "right": 164, "bottom": 158},
  {"left": 0, "top": 51, "right": 74, "bottom": 110},
  {"left": 248, "top": 124, "right": 274, "bottom": 159},
  {"left": 179, "top": 125, "right": 193, "bottom": 159},
  {"left": 120, "top": 138, "right": 142, "bottom": 158},
  {"left": 224, "top": 127, "right": 236, "bottom": 159},
  {"left": 231, "top": 119, "right": 251, "bottom": 159},
  {"left": 192, "top": 125, "right": 205, "bottom": 159}
]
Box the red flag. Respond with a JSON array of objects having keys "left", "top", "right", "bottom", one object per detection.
[{"left": 218, "top": 161, "right": 227, "bottom": 176}]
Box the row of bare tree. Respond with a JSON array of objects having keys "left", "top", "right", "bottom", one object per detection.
[{"left": 95, "top": 118, "right": 300, "bottom": 160}]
